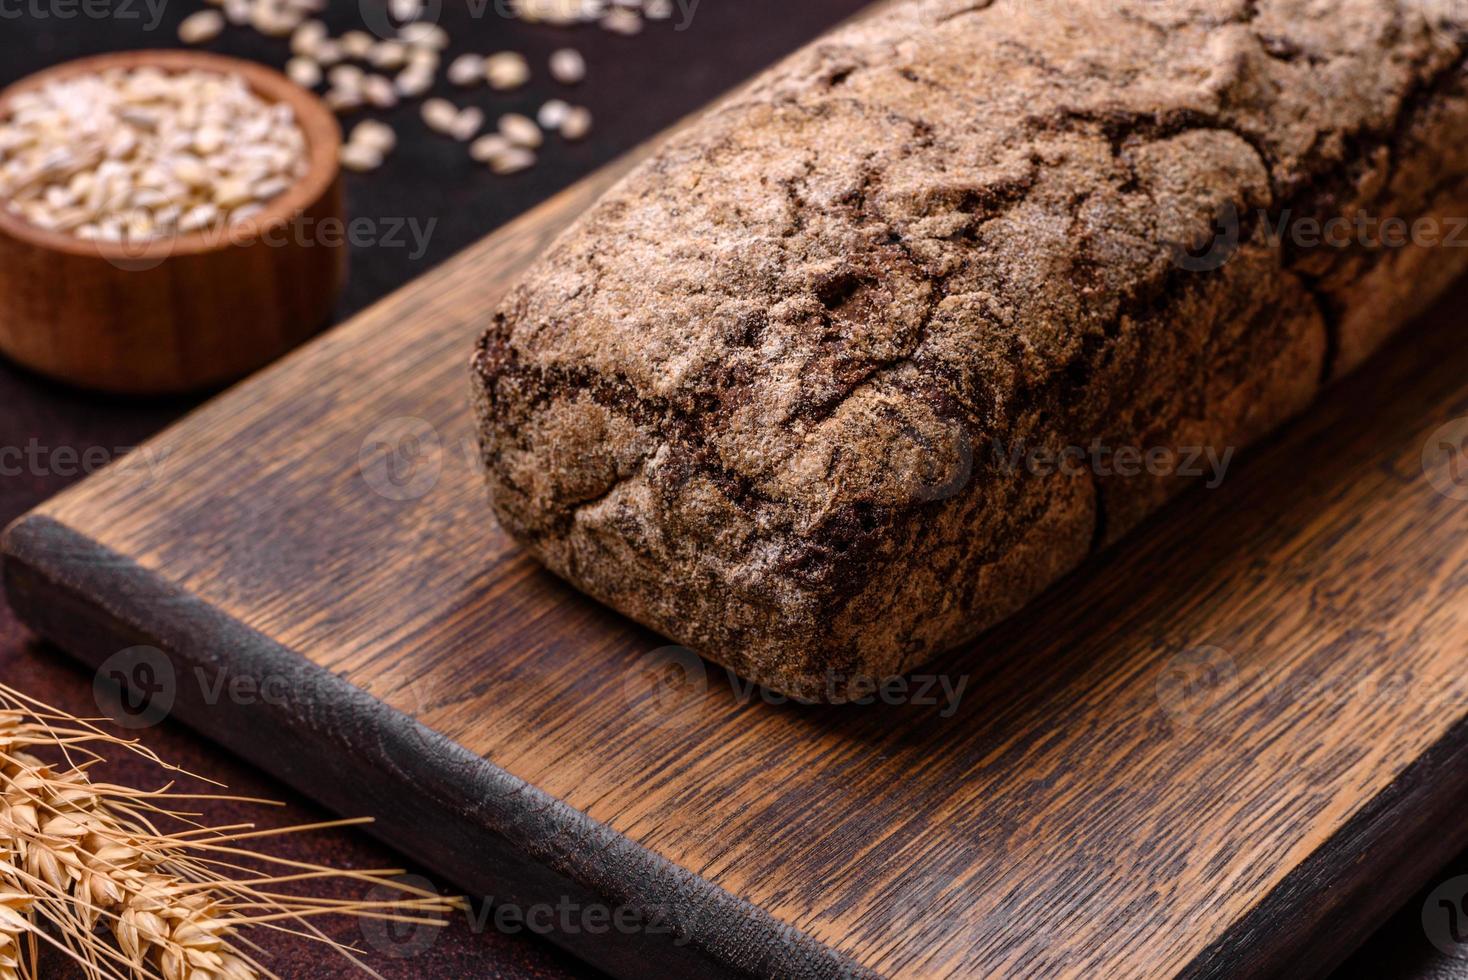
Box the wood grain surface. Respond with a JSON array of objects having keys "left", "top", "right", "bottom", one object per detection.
[{"left": 5, "top": 123, "right": 1468, "bottom": 979}]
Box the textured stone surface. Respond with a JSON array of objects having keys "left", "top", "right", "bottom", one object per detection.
[{"left": 475, "top": 0, "right": 1468, "bottom": 700}]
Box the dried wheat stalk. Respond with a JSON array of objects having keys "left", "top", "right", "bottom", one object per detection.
[
  {"left": 0, "top": 886, "right": 36, "bottom": 980},
  {"left": 0, "top": 688, "right": 459, "bottom": 980}
]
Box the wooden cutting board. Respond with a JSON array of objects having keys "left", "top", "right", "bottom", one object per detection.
[{"left": 6, "top": 130, "right": 1468, "bottom": 978}]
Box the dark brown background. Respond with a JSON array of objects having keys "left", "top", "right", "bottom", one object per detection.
[{"left": 1, "top": 1, "right": 1466, "bottom": 976}]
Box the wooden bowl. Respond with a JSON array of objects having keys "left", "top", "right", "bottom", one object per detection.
[{"left": 0, "top": 50, "right": 345, "bottom": 395}]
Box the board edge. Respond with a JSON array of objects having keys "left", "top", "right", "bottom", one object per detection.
[
  {"left": 1, "top": 512, "right": 876, "bottom": 980},
  {"left": 1179, "top": 683, "right": 1468, "bottom": 979}
]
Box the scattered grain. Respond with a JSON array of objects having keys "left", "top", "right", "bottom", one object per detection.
[
  {"left": 498, "top": 112, "right": 542, "bottom": 148},
  {"left": 549, "top": 48, "right": 585, "bottom": 84},
  {"left": 420, "top": 97, "right": 458, "bottom": 133},
  {"left": 325, "top": 87, "right": 364, "bottom": 112},
  {"left": 468, "top": 133, "right": 512, "bottom": 162},
  {"left": 389, "top": 0, "right": 422, "bottom": 20},
  {"left": 291, "top": 19, "right": 327, "bottom": 56},
  {"left": 350, "top": 119, "right": 397, "bottom": 154},
  {"left": 448, "top": 54, "right": 485, "bottom": 87},
  {"left": 537, "top": 98, "right": 570, "bottom": 129},
  {"left": 363, "top": 74, "right": 398, "bottom": 107},
  {"left": 313, "top": 38, "right": 344, "bottom": 65},
  {"left": 516, "top": 0, "right": 600, "bottom": 25},
  {"left": 285, "top": 56, "right": 322, "bottom": 88},
  {"left": 560, "top": 104, "right": 592, "bottom": 139},
  {"left": 370, "top": 40, "right": 410, "bottom": 70},
  {"left": 400, "top": 22, "right": 449, "bottom": 49},
  {"left": 491, "top": 146, "right": 536, "bottom": 174},
  {"left": 251, "top": 1, "right": 301, "bottom": 37},
  {"left": 341, "top": 30, "right": 375, "bottom": 59},
  {"left": 450, "top": 106, "right": 485, "bottom": 141},
  {"left": 327, "top": 63, "right": 365, "bottom": 89},
  {"left": 601, "top": 7, "right": 642, "bottom": 34},
  {"left": 484, "top": 51, "right": 530, "bottom": 90},
  {"left": 408, "top": 46, "right": 440, "bottom": 73},
  {"left": 395, "top": 66, "right": 434, "bottom": 98},
  {"left": 340, "top": 141, "right": 384, "bottom": 172},
  {"left": 178, "top": 10, "right": 225, "bottom": 44},
  {"left": 155, "top": 0, "right": 607, "bottom": 188}
]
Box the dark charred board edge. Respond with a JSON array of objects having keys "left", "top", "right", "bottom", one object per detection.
[
  {"left": 1181, "top": 690, "right": 1468, "bottom": 980},
  {"left": 9, "top": 514, "right": 1468, "bottom": 980},
  {"left": 0, "top": 513, "right": 875, "bottom": 980}
]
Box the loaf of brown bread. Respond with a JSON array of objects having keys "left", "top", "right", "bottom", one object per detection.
[{"left": 473, "top": 0, "right": 1468, "bottom": 700}]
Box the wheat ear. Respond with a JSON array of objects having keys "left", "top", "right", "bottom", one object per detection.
[
  {"left": 0, "top": 887, "right": 37, "bottom": 980},
  {"left": 0, "top": 689, "right": 460, "bottom": 980}
]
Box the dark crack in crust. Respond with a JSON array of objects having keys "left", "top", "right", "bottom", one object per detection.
[{"left": 473, "top": 0, "right": 1468, "bottom": 701}]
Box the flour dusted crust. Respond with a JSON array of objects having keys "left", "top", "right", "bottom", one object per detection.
[{"left": 474, "top": 0, "right": 1468, "bottom": 700}]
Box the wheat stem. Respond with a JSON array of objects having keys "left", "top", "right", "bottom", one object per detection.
[{"left": 0, "top": 685, "right": 459, "bottom": 979}]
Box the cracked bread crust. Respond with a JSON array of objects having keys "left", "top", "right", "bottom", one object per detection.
[{"left": 473, "top": 0, "right": 1468, "bottom": 700}]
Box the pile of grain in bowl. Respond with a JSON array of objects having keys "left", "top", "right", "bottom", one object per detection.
[{"left": 0, "top": 66, "right": 308, "bottom": 243}]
